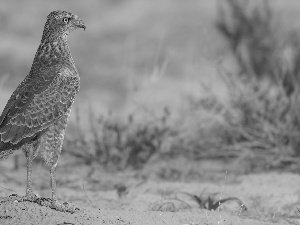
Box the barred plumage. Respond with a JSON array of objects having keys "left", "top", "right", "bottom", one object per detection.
[{"left": 0, "top": 10, "right": 85, "bottom": 212}]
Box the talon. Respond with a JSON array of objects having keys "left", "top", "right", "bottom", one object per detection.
[{"left": 24, "top": 193, "right": 38, "bottom": 202}]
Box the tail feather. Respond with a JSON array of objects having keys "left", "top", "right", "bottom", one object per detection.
[
  {"left": 0, "top": 141, "right": 15, "bottom": 160},
  {"left": 0, "top": 129, "right": 45, "bottom": 161},
  {"left": 0, "top": 140, "right": 14, "bottom": 151}
]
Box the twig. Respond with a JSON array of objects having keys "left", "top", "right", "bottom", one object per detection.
[{"left": 81, "top": 180, "right": 95, "bottom": 207}]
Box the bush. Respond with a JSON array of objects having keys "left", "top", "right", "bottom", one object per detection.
[
  {"left": 165, "top": 0, "right": 300, "bottom": 169},
  {"left": 65, "top": 108, "right": 176, "bottom": 170},
  {"left": 216, "top": 0, "right": 300, "bottom": 97},
  {"left": 203, "top": 0, "right": 300, "bottom": 165}
]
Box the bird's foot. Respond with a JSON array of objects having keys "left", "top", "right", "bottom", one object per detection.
[
  {"left": 38, "top": 198, "right": 79, "bottom": 213},
  {"left": 0, "top": 194, "right": 79, "bottom": 213},
  {"left": 23, "top": 192, "right": 38, "bottom": 202}
]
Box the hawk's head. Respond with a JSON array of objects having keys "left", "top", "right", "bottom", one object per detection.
[{"left": 43, "top": 10, "right": 86, "bottom": 39}]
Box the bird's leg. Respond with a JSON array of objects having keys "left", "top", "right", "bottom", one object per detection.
[
  {"left": 50, "top": 165, "right": 57, "bottom": 201},
  {"left": 49, "top": 164, "right": 77, "bottom": 213},
  {"left": 26, "top": 151, "right": 34, "bottom": 197},
  {"left": 3, "top": 144, "right": 39, "bottom": 203},
  {"left": 23, "top": 146, "right": 38, "bottom": 201}
]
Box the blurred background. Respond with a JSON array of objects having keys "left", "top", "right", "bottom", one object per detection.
[
  {"left": 0, "top": 0, "right": 225, "bottom": 119},
  {"left": 1, "top": 0, "right": 300, "bottom": 175}
]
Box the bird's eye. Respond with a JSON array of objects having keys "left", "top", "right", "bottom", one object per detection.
[{"left": 63, "top": 17, "right": 69, "bottom": 24}]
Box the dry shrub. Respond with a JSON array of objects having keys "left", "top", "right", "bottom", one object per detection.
[
  {"left": 189, "top": 0, "right": 300, "bottom": 168},
  {"left": 198, "top": 73, "right": 300, "bottom": 158},
  {"left": 167, "top": 0, "right": 300, "bottom": 169},
  {"left": 216, "top": 0, "right": 300, "bottom": 96},
  {"left": 65, "top": 108, "right": 175, "bottom": 170},
  {"left": 216, "top": 0, "right": 278, "bottom": 80}
]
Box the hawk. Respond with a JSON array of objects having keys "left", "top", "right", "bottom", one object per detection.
[{"left": 0, "top": 10, "right": 85, "bottom": 212}]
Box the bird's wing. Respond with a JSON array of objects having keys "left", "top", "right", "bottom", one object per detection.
[{"left": 0, "top": 65, "right": 79, "bottom": 145}]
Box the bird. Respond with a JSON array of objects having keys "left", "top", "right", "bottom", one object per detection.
[{"left": 0, "top": 10, "right": 85, "bottom": 212}]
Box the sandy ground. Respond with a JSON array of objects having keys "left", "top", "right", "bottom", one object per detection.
[
  {"left": 0, "top": 201, "right": 283, "bottom": 225},
  {"left": 0, "top": 156, "right": 299, "bottom": 225}
]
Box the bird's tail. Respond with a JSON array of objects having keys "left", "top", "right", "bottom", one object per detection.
[{"left": 0, "top": 141, "right": 15, "bottom": 161}]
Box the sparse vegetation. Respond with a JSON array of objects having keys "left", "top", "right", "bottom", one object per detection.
[
  {"left": 149, "top": 190, "right": 246, "bottom": 213},
  {"left": 64, "top": 108, "right": 175, "bottom": 170},
  {"left": 213, "top": 0, "right": 300, "bottom": 167},
  {"left": 179, "top": 191, "right": 246, "bottom": 211},
  {"left": 62, "top": 0, "right": 300, "bottom": 174}
]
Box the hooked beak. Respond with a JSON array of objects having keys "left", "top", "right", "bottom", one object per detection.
[
  {"left": 77, "top": 20, "right": 86, "bottom": 31},
  {"left": 73, "top": 15, "right": 86, "bottom": 31}
]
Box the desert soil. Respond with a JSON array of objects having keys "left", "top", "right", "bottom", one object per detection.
[
  {"left": 0, "top": 156, "right": 299, "bottom": 225},
  {"left": 0, "top": 201, "right": 286, "bottom": 225}
]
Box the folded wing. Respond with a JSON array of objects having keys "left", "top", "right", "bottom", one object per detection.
[{"left": 0, "top": 65, "right": 79, "bottom": 148}]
